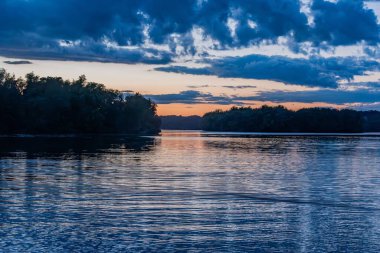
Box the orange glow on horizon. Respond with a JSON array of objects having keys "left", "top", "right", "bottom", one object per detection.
[
  {"left": 157, "top": 102, "right": 343, "bottom": 116},
  {"left": 157, "top": 103, "right": 232, "bottom": 116}
]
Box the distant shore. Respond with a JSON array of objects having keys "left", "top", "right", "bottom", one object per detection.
[
  {"left": 161, "top": 129, "right": 380, "bottom": 137},
  {"left": 161, "top": 106, "right": 380, "bottom": 133}
]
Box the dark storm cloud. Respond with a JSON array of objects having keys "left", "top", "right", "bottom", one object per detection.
[
  {"left": 156, "top": 55, "right": 380, "bottom": 88},
  {"left": 0, "top": 0, "right": 379, "bottom": 62}
]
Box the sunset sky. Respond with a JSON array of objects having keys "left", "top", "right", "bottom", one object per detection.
[{"left": 1, "top": 0, "right": 380, "bottom": 115}]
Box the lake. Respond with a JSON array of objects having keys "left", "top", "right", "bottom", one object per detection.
[{"left": 0, "top": 130, "right": 380, "bottom": 252}]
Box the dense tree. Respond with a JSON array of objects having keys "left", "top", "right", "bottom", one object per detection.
[
  {"left": 362, "top": 111, "right": 380, "bottom": 132},
  {"left": 0, "top": 69, "right": 160, "bottom": 134},
  {"left": 202, "top": 106, "right": 365, "bottom": 133}
]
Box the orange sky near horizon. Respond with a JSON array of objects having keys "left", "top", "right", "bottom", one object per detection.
[{"left": 157, "top": 102, "right": 343, "bottom": 116}]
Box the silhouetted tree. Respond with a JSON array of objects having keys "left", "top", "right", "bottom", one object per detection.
[
  {"left": 362, "top": 111, "right": 380, "bottom": 132},
  {"left": 0, "top": 69, "right": 160, "bottom": 134},
  {"left": 202, "top": 106, "right": 365, "bottom": 133}
]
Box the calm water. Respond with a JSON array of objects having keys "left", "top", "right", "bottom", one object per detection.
[{"left": 0, "top": 131, "right": 380, "bottom": 252}]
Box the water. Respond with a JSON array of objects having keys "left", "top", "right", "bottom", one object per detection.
[{"left": 0, "top": 130, "right": 380, "bottom": 252}]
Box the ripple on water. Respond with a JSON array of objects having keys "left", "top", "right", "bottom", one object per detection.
[{"left": 0, "top": 131, "right": 379, "bottom": 252}]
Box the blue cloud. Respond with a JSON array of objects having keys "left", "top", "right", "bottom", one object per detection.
[
  {"left": 230, "top": 0, "right": 309, "bottom": 46},
  {"left": 0, "top": 40, "right": 173, "bottom": 64},
  {"left": 243, "top": 88, "right": 380, "bottom": 104},
  {"left": 146, "top": 90, "right": 236, "bottom": 105},
  {"left": 0, "top": 0, "right": 378, "bottom": 62},
  {"left": 145, "top": 83, "right": 380, "bottom": 105},
  {"left": 156, "top": 55, "right": 380, "bottom": 88},
  {"left": 222, "top": 85, "right": 257, "bottom": 89},
  {"left": 311, "top": 0, "right": 379, "bottom": 46}
]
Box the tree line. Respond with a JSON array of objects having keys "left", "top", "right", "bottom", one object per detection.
[
  {"left": 2, "top": 67, "right": 379, "bottom": 134},
  {"left": 159, "top": 107, "right": 380, "bottom": 133},
  {"left": 202, "top": 106, "right": 372, "bottom": 133},
  {"left": 0, "top": 69, "right": 160, "bottom": 134}
]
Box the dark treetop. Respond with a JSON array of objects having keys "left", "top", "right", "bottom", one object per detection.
[
  {"left": 202, "top": 106, "right": 380, "bottom": 133},
  {"left": 0, "top": 69, "right": 160, "bottom": 134}
]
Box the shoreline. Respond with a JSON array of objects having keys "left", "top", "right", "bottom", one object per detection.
[{"left": 1, "top": 130, "right": 380, "bottom": 138}]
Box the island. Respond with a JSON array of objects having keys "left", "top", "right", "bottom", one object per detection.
[
  {"left": 202, "top": 106, "right": 366, "bottom": 133},
  {"left": 162, "top": 106, "right": 380, "bottom": 133},
  {"left": 0, "top": 69, "right": 160, "bottom": 134}
]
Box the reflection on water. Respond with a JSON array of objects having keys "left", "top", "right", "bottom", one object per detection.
[{"left": 0, "top": 131, "right": 379, "bottom": 252}]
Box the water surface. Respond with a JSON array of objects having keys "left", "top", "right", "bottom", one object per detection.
[{"left": 0, "top": 131, "right": 380, "bottom": 252}]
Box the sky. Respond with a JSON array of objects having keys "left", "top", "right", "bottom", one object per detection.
[{"left": 1, "top": 0, "right": 380, "bottom": 116}]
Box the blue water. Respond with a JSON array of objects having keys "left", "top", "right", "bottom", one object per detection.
[{"left": 0, "top": 131, "right": 380, "bottom": 252}]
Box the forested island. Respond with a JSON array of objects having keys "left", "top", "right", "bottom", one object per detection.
[
  {"left": 202, "top": 106, "right": 380, "bottom": 133},
  {"left": 0, "top": 69, "right": 160, "bottom": 134},
  {"left": 160, "top": 107, "right": 380, "bottom": 133}
]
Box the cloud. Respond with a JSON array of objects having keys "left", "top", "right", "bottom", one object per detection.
[
  {"left": 156, "top": 54, "right": 380, "bottom": 88},
  {"left": 146, "top": 82, "right": 380, "bottom": 106},
  {"left": 186, "top": 84, "right": 257, "bottom": 90},
  {"left": 186, "top": 85, "right": 212, "bottom": 89},
  {"left": 239, "top": 88, "right": 380, "bottom": 104},
  {"left": 349, "top": 102, "right": 380, "bottom": 111},
  {"left": 146, "top": 90, "right": 236, "bottom": 105},
  {"left": 345, "top": 81, "right": 380, "bottom": 89},
  {"left": 230, "top": 0, "right": 310, "bottom": 46},
  {"left": 311, "top": 0, "right": 379, "bottom": 46},
  {"left": 0, "top": 40, "right": 173, "bottom": 64},
  {"left": 222, "top": 85, "right": 257, "bottom": 89},
  {"left": 0, "top": 0, "right": 378, "bottom": 63},
  {"left": 3, "top": 60, "right": 32, "bottom": 65}
]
